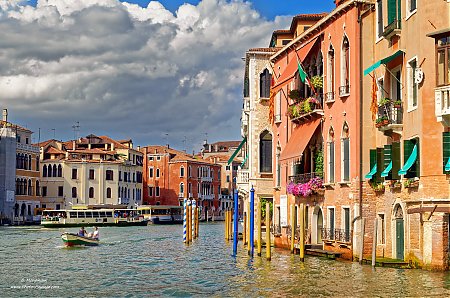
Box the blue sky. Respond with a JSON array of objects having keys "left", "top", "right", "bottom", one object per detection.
[{"left": 26, "top": 0, "right": 335, "bottom": 20}]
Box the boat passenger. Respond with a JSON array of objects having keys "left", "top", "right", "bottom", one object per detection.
[
  {"left": 78, "top": 227, "right": 86, "bottom": 237},
  {"left": 92, "top": 226, "right": 99, "bottom": 240}
]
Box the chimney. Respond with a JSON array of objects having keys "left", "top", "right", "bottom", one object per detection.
[
  {"left": 2, "top": 109, "right": 7, "bottom": 122},
  {"left": 72, "top": 140, "right": 76, "bottom": 150},
  {"left": 137, "top": 145, "right": 140, "bottom": 151},
  {"left": 111, "top": 143, "right": 115, "bottom": 151}
]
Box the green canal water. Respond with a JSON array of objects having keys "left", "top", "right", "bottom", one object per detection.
[{"left": 1, "top": 223, "right": 450, "bottom": 297}]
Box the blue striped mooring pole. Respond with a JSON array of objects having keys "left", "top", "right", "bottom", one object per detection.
[
  {"left": 233, "top": 189, "right": 239, "bottom": 256},
  {"left": 250, "top": 187, "right": 255, "bottom": 257}
]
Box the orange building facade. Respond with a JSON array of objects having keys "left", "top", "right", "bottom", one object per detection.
[{"left": 141, "top": 146, "right": 221, "bottom": 216}]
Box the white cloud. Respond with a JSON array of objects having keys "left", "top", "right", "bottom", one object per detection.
[{"left": 0, "top": 0, "right": 290, "bottom": 151}]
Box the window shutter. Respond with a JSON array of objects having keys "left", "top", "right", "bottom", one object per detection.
[
  {"left": 387, "top": 0, "right": 397, "bottom": 24},
  {"left": 443, "top": 132, "right": 450, "bottom": 173},
  {"left": 329, "top": 142, "right": 335, "bottom": 183},
  {"left": 376, "top": 148, "right": 384, "bottom": 183},
  {"left": 403, "top": 139, "right": 415, "bottom": 178},
  {"left": 415, "top": 138, "right": 420, "bottom": 178},
  {"left": 391, "top": 142, "right": 400, "bottom": 180},
  {"left": 383, "top": 145, "right": 392, "bottom": 180},
  {"left": 343, "top": 139, "right": 350, "bottom": 181}
]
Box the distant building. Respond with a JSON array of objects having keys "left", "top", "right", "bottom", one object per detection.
[
  {"left": 0, "top": 109, "right": 17, "bottom": 224},
  {"left": 141, "top": 145, "right": 221, "bottom": 216},
  {"left": 201, "top": 140, "right": 244, "bottom": 158},
  {"left": 37, "top": 135, "right": 143, "bottom": 209}
]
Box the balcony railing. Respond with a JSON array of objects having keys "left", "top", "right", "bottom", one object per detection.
[
  {"left": 289, "top": 172, "right": 321, "bottom": 184},
  {"left": 325, "top": 92, "right": 335, "bottom": 103},
  {"left": 339, "top": 85, "right": 350, "bottom": 97},
  {"left": 288, "top": 95, "right": 324, "bottom": 123},
  {"left": 321, "top": 228, "right": 352, "bottom": 243},
  {"left": 17, "top": 143, "right": 40, "bottom": 153},
  {"left": 383, "top": 19, "right": 401, "bottom": 38},
  {"left": 271, "top": 224, "right": 282, "bottom": 236},
  {"left": 237, "top": 169, "right": 249, "bottom": 184},
  {"left": 435, "top": 85, "right": 450, "bottom": 123},
  {"left": 377, "top": 102, "right": 403, "bottom": 132}
]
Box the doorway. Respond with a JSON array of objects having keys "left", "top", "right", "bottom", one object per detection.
[{"left": 394, "top": 204, "right": 404, "bottom": 260}]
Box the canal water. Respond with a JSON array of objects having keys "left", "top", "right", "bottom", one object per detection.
[{"left": 1, "top": 223, "right": 450, "bottom": 297}]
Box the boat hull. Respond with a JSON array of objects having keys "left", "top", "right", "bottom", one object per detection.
[
  {"left": 43, "top": 219, "right": 149, "bottom": 228},
  {"left": 61, "top": 233, "right": 99, "bottom": 247}
]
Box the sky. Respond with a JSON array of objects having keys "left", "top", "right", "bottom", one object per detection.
[{"left": 1, "top": 0, "right": 335, "bottom": 152}]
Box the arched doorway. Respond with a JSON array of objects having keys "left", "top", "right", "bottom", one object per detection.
[
  {"left": 394, "top": 204, "right": 404, "bottom": 260},
  {"left": 312, "top": 206, "right": 324, "bottom": 244}
]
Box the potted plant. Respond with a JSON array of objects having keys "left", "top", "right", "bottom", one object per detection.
[
  {"left": 375, "top": 117, "right": 383, "bottom": 127},
  {"left": 393, "top": 99, "right": 402, "bottom": 108},
  {"left": 404, "top": 178, "right": 419, "bottom": 188},
  {"left": 378, "top": 97, "right": 391, "bottom": 107},
  {"left": 310, "top": 75, "right": 323, "bottom": 89},
  {"left": 381, "top": 116, "right": 389, "bottom": 125},
  {"left": 288, "top": 90, "right": 302, "bottom": 102}
]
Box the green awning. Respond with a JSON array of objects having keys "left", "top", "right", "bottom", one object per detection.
[
  {"left": 381, "top": 161, "right": 392, "bottom": 177},
  {"left": 241, "top": 154, "right": 248, "bottom": 167},
  {"left": 365, "top": 164, "right": 377, "bottom": 179},
  {"left": 398, "top": 144, "right": 418, "bottom": 175},
  {"left": 445, "top": 157, "right": 450, "bottom": 172},
  {"left": 227, "top": 137, "right": 246, "bottom": 165},
  {"left": 364, "top": 50, "right": 404, "bottom": 76}
]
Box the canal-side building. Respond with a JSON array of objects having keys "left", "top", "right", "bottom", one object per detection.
[
  {"left": 141, "top": 145, "right": 221, "bottom": 217},
  {"left": 269, "top": 1, "right": 373, "bottom": 259},
  {"left": 38, "top": 135, "right": 143, "bottom": 209},
  {"left": 361, "top": 0, "right": 450, "bottom": 269},
  {"left": 0, "top": 109, "right": 40, "bottom": 224},
  {"left": 0, "top": 110, "right": 17, "bottom": 224}
]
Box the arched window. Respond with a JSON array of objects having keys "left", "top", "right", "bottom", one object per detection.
[
  {"left": 107, "top": 187, "right": 111, "bottom": 199},
  {"left": 188, "top": 166, "right": 191, "bottom": 177},
  {"left": 36, "top": 157, "right": 39, "bottom": 172},
  {"left": 72, "top": 187, "right": 77, "bottom": 198},
  {"left": 36, "top": 180, "right": 40, "bottom": 197},
  {"left": 58, "top": 165, "right": 62, "bottom": 177},
  {"left": 327, "top": 127, "right": 335, "bottom": 183},
  {"left": 48, "top": 164, "right": 52, "bottom": 177},
  {"left": 28, "top": 179, "right": 32, "bottom": 196},
  {"left": 23, "top": 178, "right": 27, "bottom": 195},
  {"left": 28, "top": 155, "right": 32, "bottom": 171},
  {"left": 16, "top": 154, "right": 20, "bottom": 169},
  {"left": 317, "top": 51, "right": 323, "bottom": 76},
  {"left": 260, "top": 68, "right": 271, "bottom": 98},
  {"left": 180, "top": 182, "right": 184, "bottom": 195},
  {"left": 259, "top": 130, "right": 272, "bottom": 173},
  {"left": 43, "top": 165, "right": 47, "bottom": 177},
  {"left": 52, "top": 164, "right": 57, "bottom": 177},
  {"left": 16, "top": 178, "right": 20, "bottom": 194},
  {"left": 89, "top": 187, "right": 94, "bottom": 198},
  {"left": 327, "top": 44, "right": 335, "bottom": 100},
  {"left": 341, "top": 123, "right": 350, "bottom": 182},
  {"left": 340, "top": 35, "right": 350, "bottom": 95}
]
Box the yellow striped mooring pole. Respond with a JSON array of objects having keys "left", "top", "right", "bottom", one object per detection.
[
  {"left": 266, "top": 202, "right": 271, "bottom": 260},
  {"left": 257, "top": 201, "right": 262, "bottom": 256},
  {"left": 225, "top": 209, "right": 229, "bottom": 240},
  {"left": 290, "top": 204, "right": 295, "bottom": 254}
]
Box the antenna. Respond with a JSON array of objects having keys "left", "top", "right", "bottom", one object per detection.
[
  {"left": 72, "top": 121, "right": 80, "bottom": 140},
  {"left": 165, "top": 133, "right": 169, "bottom": 148}
]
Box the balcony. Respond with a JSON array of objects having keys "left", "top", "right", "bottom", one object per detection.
[
  {"left": 200, "top": 194, "right": 214, "bottom": 201},
  {"left": 383, "top": 19, "right": 401, "bottom": 39},
  {"left": 288, "top": 95, "right": 324, "bottom": 124},
  {"left": 236, "top": 169, "right": 250, "bottom": 193},
  {"left": 17, "top": 143, "right": 40, "bottom": 153},
  {"left": 289, "top": 172, "right": 321, "bottom": 184},
  {"left": 201, "top": 176, "right": 212, "bottom": 183},
  {"left": 178, "top": 193, "right": 185, "bottom": 198},
  {"left": 376, "top": 101, "right": 403, "bottom": 135},
  {"left": 435, "top": 85, "right": 450, "bottom": 125},
  {"left": 339, "top": 85, "right": 350, "bottom": 97},
  {"left": 321, "top": 228, "right": 351, "bottom": 243},
  {"left": 243, "top": 98, "right": 250, "bottom": 112}
]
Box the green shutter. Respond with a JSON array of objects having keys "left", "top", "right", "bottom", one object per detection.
[
  {"left": 415, "top": 138, "right": 420, "bottom": 178},
  {"left": 370, "top": 149, "right": 377, "bottom": 170},
  {"left": 387, "top": 0, "right": 397, "bottom": 24},
  {"left": 391, "top": 142, "right": 400, "bottom": 180},
  {"left": 403, "top": 139, "right": 414, "bottom": 178},
  {"left": 376, "top": 148, "right": 384, "bottom": 183},
  {"left": 443, "top": 132, "right": 450, "bottom": 173},
  {"left": 383, "top": 144, "right": 392, "bottom": 180}
]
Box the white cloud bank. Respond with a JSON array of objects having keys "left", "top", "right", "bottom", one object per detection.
[{"left": 0, "top": 0, "right": 289, "bottom": 150}]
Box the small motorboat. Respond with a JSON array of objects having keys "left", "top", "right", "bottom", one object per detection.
[{"left": 61, "top": 232, "right": 99, "bottom": 247}]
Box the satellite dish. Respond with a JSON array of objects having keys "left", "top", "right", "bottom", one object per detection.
[{"left": 415, "top": 68, "right": 424, "bottom": 84}]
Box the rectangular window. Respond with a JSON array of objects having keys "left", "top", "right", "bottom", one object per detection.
[
  {"left": 342, "top": 138, "right": 350, "bottom": 182},
  {"left": 149, "top": 187, "right": 153, "bottom": 197},
  {"left": 89, "top": 169, "right": 95, "bottom": 180},
  {"left": 226, "top": 165, "right": 230, "bottom": 171},
  {"left": 391, "top": 142, "right": 401, "bottom": 180},
  {"left": 275, "top": 92, "right": 281, "bottom": 122},
  {"left": 387, "top": 0, "right": 401, "bottom": 26},
  {"left": 188, "top": 183, "right": 192, "bottom": 194},
  {"left": 436, "top": 37, "right": 450, "bottom": 86},
  {"left": 343, "top": 207, "right": 350, "bottom": 242},
  {"left": 106, "top": 170, "right": 114, "bottom": 181},
  {"left": 276, "top": 154, "right": 281, "bottom": 187},
  {"left": 329, "top": 208, "right": 335, "bottom": 239},
  {"left": 443, "top": 132, "right": 450, "bottom": 174},
  {"left": 42, "top": 186, "right": 47, "bottom": 197},
  {"left": 226, "top": 175, "right": 230, "bottom": 182},
  {"left": 72, "top": 168, "right": 77, "bottom": 179},
  {"left": 156, "top": 168, "right": 160, "bottom": 178},
  {"left": 156, "top": 156, "right": 161, "bottom": 161},
  {"left": 378, "top": 214, "right": 386, "bottom": 244},
  {"left": 407, "top": 58, "right": 418, "bottom": 109},
  {"left": 377, "top": 0, "right": 383, "bottom": 38},
  {"left": 328, "top": 141, "right": 335, "bottom": 183},
  {"left": 149, "top": 167, "right": 154, "bottom": 178},
  {"left": 403, "top": 138, "right": 420, "bottom": 178},
  {"left": 149, "top": 156, "right": 154, "bottom": 161},
  {"left": 119, "top": 171, "right": 122, "bottom": 181},
  {"left": 180, "top": 167, "right": 185, "bottom": 177},
  {"left": 233, "top": 165, "right": 238, "bottom": 171},
  {"left": 409, "top": 0, "right": 417, "bottom": 13},
  {"left": 155, "top": 186, "right": 160, "bottom": 197},
  {"left": 58, "top": 186, "right": 63, "bottom": 197}
]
